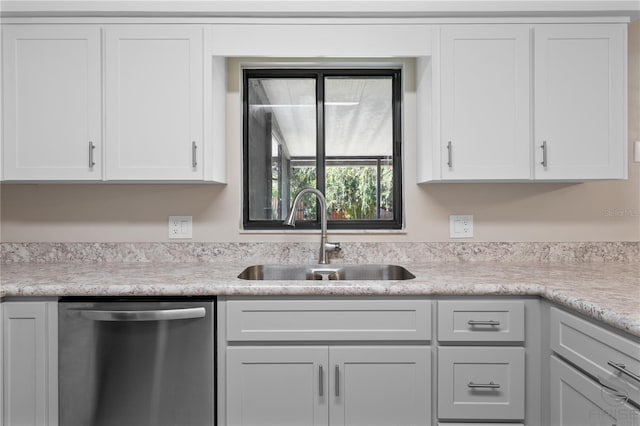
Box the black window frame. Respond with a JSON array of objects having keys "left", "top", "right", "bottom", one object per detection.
[{"left": 243, "top": 68, "right": 403, "bottom": 231}]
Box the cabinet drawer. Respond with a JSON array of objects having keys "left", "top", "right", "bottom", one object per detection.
[
  {"left": 438, "top": 347, "right": 525, "bottom": 420},
  {"left": 550, "top": 307, "right": 640, "bottom": 405},
  {"left": 226, "top": 299, "right": 432, "bottom": 342},
  {"left": 438, "top": 300, "right": 524, "bottom": 342}
]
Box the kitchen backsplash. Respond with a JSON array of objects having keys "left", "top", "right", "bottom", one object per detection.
[{"left": 1, "top": 242, "right": 637, "bottom": 264}]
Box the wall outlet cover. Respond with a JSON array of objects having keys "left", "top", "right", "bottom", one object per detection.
[
  {"left": 449, "top": 214, "right": 473, "bottom": 238},
  {"left": 169, "top": 216, "right": 193, "bottom": 239}
]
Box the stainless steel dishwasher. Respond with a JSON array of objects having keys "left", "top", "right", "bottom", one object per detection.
[{"left": 59, "top": 297, "right": 215, "bottom": 426}]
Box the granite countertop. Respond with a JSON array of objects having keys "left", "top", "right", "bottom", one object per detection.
[{"left": 1, "top": 261, "right": 639, "bottom": 337}]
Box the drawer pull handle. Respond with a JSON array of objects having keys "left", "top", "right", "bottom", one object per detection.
[
  {"left": 608, "top": 361, "right": 640, "bottom": 382},
  {"left": 597, "top": 376, "right": 628, "bottom": 400},
  {"left": 540, "top": 141, "right": 548, "bottom": 167},
  {"left": 89, "top": 141, "right": 96, "bottom": 168},
  {"left": 468, "top": 381, "right": 501, "bottom": 389},
  {"left": 468, "top": 320, "right": 501, "bottom": 326},
  {"left": 319, "top": 365, "right": 324, "bottom": 397},
  {"left": 447, "top": 141, "right": 453, "bottom": 168},
  {"left": 192, "top": 141, "right": 198, "bottom": 168},
  {"left": 335, "top": 365, "right": 340, "bottom": 397}
]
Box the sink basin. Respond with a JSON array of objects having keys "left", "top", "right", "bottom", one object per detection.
[
  {"left": 237, "top": 264, "right": 415, "bottom": 281},
  {"left": 327, "top": 264, "right": 415, "bottom": 280}
]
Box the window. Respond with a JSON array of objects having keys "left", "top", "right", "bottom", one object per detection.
[{"left": 243, "top": 68, "right": 402, "bottom": 230}]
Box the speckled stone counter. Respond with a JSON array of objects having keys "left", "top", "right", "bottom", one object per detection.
[{"left": 2, "top": 261, "right": 638, "bottom": 337}]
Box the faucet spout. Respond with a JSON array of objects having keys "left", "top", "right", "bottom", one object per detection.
[{"left": 284, "top": 188, "right": 340, "bottom": 264}]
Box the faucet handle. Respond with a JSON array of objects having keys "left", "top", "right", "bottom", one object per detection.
[{"left": 328, "top": 242, "right": 341, "bottom": 252}]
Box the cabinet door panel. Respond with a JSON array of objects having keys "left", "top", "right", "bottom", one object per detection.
[
  {"left": 105, "top": 26, "right": 203, "bottom": 180},
  {"left": 2, "top": 301, "right": 58, "bottom": 426},
  {"left": 534, "top": 24, "right": 626, "bottom": 180},
  {"left": 329, "top": 346, "right": 431, "bottom": 426},
  {"left": 226, "top": 346, "right": 328, "bottom": 426},
  {"left": 550, "top": 356, "right": 639, "bottom": 426},
  {"left": 2, "top": 25, "right": 102, "bottom": 180},
  {"left": 441, "top": 25, "right": 530, "bottom": 180}
]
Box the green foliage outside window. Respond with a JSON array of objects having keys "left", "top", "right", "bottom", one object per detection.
[{"left": 284, "top": 164, "right": 394, "bottom": 221}]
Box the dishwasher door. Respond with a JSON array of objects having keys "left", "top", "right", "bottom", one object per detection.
[{"left": 59, "top": 298, "right": 215, "bottom": 426}]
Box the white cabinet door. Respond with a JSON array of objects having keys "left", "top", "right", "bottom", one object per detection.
[
  {"left": 105, "top": 25, "right": 203, "bottom": 181},
  {"left": 2, "top": 25, "right": 102, "bottom": 181},
  {"left": 440, "top": 25, "right": 531, "bottom": 180},
  {"left": 534, "top": 24, "right": 626, "bottom": 180},
  {"left": 550, "top": 356, "right": 639, "bottom": 426},
  {"left": 226, "top": 346, "right": 329, "bottom": 426},
  {"left": 1, "top": 301, "right": 58, "bottom": 426},
  {"left": 329, "top": 346, "right": 431, "bottom": 426}
]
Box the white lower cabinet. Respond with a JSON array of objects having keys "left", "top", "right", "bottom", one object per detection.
[
  {"left": 226, "top": 345, "right": 430, "bottom": 426},
  {"left": 550, "top": 356, "right": 639, "bottom": 426},
  {"left": 549, "top": 307, "right": 640, "bottom": 426},
  {"left": 1, "top": 301, "right": 58, "bottom": 426},
  {"left": 436, "top": 300, "right": 528, "bottom": 424},
  {"left": 222, "top": 298, "right": 432, "bottom": 426}
]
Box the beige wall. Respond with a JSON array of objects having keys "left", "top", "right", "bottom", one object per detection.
[{"left": 1, "top": 21, "right": 639, "bottom": 243}]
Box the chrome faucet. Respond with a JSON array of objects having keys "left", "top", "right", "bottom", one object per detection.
[{"left": 284, "top": 188, "right": 341, "bottom": 264}]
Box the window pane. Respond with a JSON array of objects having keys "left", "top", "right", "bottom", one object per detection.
[
  {"left": 243, "top": 69, "right": 402, "bottom": 230},
  {"left": 324, "top": 77, "right": 394, "bottom": 221},
  {"left": 247, "top": 78, "right": 316, "bottom": 221}
]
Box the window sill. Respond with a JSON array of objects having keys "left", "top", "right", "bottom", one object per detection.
[{"left": 239, "top": 228, "right": 407, "bottom": 235}]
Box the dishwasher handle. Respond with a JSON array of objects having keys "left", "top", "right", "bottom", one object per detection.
[{"left": 74, "top": 307, "right": 206, "bottom": 322}]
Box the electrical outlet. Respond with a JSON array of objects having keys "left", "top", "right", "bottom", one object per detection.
[
  {"left": 169, "top": 216, "right": 192, "bottom": 239},
  {"left": 635, "top": 141, "right": 640, "bottom": 163},
  {"left": 449, "top": 214, "right": 473, "bottom": 238}
]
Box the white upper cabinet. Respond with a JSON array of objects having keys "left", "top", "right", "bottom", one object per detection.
[
  {"left": 419, "top": 22, "right": 627, "bottom": 182},
  {"left": 2, "top": 25, "right": 102, "bottom": 181},
  {"left": 534, "top": 24, "right": 627, "bottom": 180},
  {"left": 440, "top": 25, "right": 531, "bottom": 180},
  {"left": 104, "top": 26, "right": 204, "bottom": 181}
]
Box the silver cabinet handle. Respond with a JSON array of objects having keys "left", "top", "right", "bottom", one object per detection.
[
  {"left": 89, "top": 141, "right": 96, "bottom": 168},
  {"left": 335, "top": 365, "right": 340, "bottom": 397},
  {"left": 319, "top": 365, "right": 324, "bottom": 397},
  {"left": 608, "top": 361, "right": 640, "bottom": 382},
  {"left": 597, "top": 376, "right": 629, "bottom": 400},
  {"left": 192, "top": 141, "right": 198, "bottom": 168},
  {"left": 74, "top": 307, "right": 205, "bottom": 322},
  {"left": 468, "top": 320, "right": 501, "bottom": 326},
  {"left": 447, "top": 141, "right": 453, "bottom": 168},
  {"left": 468, "top": 381, "right": 501, "bottom": 389},
  {"left": 540, "top": 141, "right": 548, "bottom": 167}
]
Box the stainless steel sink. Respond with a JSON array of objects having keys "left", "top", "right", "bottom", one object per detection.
[
  {"left": 237, "top": 264, "right": 415, "bottom": 281},
  {"left": 327, "top": 264, "right": 415, "bottom": 280}
]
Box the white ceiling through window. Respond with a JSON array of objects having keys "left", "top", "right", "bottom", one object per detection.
[{"left": 251, "top": 77, "right": 393, "bottom": 158}]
